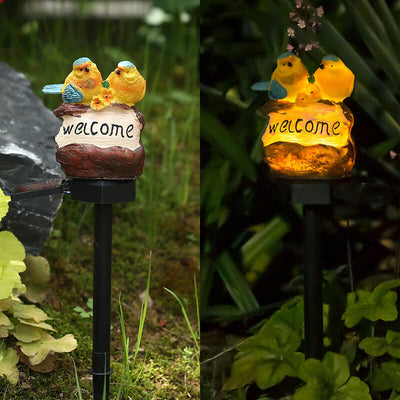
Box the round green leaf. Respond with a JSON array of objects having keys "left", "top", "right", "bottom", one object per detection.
[
  {"left": 0, "top": 231, "right": 26, "bottom": 271},
  {"left": 12, "top": 302, "right": 48, "bottom": 323},
  {"left": 20, "top": 255, "right": 50, "bottom": 303},
  {"left": 18, "top": 331, "right": 77, "bottom": 365},
  {"left": 0, "top": 188, "right": 10, "bottom": 223},
  {"left": 13, "top": 323, "right": 42, "bottom": 343},
  {"left": 359, "top": 337, "right": 387, "bottom": 357},
  {"left": 0, "top": 347, "right": 19, "bottom": 384},
  {"left": 387, "top": 331, "right": 400, "bottom": 358}
]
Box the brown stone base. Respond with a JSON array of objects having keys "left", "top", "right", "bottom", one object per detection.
[
  {"left": 56, "top": 144, "right": 145, "bottom": 180},
  {"left": 264, "top": 142, "right": 355, "bottom": 179}
]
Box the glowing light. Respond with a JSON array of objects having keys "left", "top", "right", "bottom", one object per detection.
[{"left": 262, "top": 54, "right": 355, "bottom": 178}]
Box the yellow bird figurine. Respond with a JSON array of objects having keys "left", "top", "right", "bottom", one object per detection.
[
  {"left": 313, "top": 55, "right": 355, "bottom": 102},
  {"left": 105, "top": 61, "right": 146, "bottom": 106},
  {"left": 42, "top": 57, "right": 103, "bottom": 105},
  {"left": 268, "top": 52, "right": 309, "bottom": 102},
  {"left": 295, "top": 81, "right": 321, "bottom": 107}
]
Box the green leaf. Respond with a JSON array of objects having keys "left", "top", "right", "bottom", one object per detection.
[
  {"left": 359, "top": 337, "right": 387, "bottom": 357},
  {"left": 241, "top": 218, "right": 289, "bottom": 271},
  {"left": 345, "top": 1, "right": 400, "bottom": 85},
  {"left": 12, "top": 302, "right": 48, "bottom": 323},
  {"left": 20, "top": 255, "right": 50, "bottom": 303},
  {"left": 215, "top": 252, "right": 259, "bottom": 313},
  {"left": 0, "top": 263, "right": 26, "bottom": 300},
  {"left": 0, "top": 347, "right": 19, "bottom": 384},
  {"left": 17, "top": 318, "right": 55, "bottom": 332},
  {"left": 387, "top": 331, "right": 400, "bottom": 358},
  {"left": 12, "top": 323, "right": 42, "bottom": 343},
  {"left": 0, "top": 188, "right": 10, "bottom": 223},
  {"left": 335, "top": 376, "right": 372, "bottom": 400},
  {"left": 224, "top": 322, "right": 303, "bottom": 390},
  {"left": 342, "top": 279, "right": 400, "bottom": 327},
  {"left": 371, "top": 361, "right": 400, "bottom": 392},
  {"left": 201, "top": 109, "right": 257, "bottom": 181},
  {"left": 18, "top": 330, "right": 77, "bottom": 365},
  {"left": 269, "top": 297, "right": 304, "bottom": 334},
  {"left": 0, "top": 231, "right": 26, "bottom": 271},
  {"left": 295, "top": 352, "right": 371, "bottom": 400}
]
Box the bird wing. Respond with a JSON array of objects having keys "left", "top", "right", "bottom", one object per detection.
[
  {"left": 42, "top": 84, "right": 64, "bottom": 94},
  {"left": 251, "top": 81, "right": 270, "bottom": 92},
  {"left": 62, "top": 83, "right": 84, "bottom": 104},
  {"left": 268, "top": 79, "right": 287, "bottom": 100}
]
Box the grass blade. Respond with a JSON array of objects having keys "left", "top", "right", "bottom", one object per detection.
[
  {"left": 319, "top": 14, "right": 400, "bottom": 120},
  {"left": 241, "top": 217, "right": 289, "bottom": 267},
  {"left": 376, "top": 0, "right": 400, "bottom": 57},
  {"left": 345, "top": 0, "right": 400, "bottom": 85},
  {"left": 201, "top": 109, "right": 257, "bottom": 181},
  {"left": 71, "top": 357, "right": 83, "bottom": 400},
  {"left": 216, "top": 251, "right": 259, "bottom": 312},
  {"left": 164, "top": 287, "right": 200, "bottom": 360}
]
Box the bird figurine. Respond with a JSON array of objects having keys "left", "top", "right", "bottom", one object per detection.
[
  {"left": 268, "top": 52, "right": 309, "bottom": 102},
  {"left": 295, "top": 81, "right": 321, "bottom": 107},
  {"left": 42, "top": 57, "right": 103, "bottom": 105},
  {"left": 104, "top": 61, "right": 146, "bottom": 106},
  {"left": 312, "top": 55, "right": 355, "bottom": 102}
]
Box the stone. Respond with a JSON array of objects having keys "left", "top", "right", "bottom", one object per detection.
[
  {"left": 54, "top": 103, "right": 145, "bottom": 179},
  {"left": 0, "top": 62, "right": 64, "bottom": 255}
]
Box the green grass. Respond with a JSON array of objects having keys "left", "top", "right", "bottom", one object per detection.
[{"left": 0, "top": 2, "right": 199, "bottom": 398}]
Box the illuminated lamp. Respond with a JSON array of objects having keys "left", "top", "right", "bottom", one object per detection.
[{"left": 261, "top": 53, "right": 355, "bottom": 178}]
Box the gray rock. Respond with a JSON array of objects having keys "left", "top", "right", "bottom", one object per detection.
[{"left": 0, "top": 62, "right": 64, "bottom": 255}]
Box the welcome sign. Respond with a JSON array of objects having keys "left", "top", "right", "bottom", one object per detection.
[
  {"left": 55, "top": 106, "right": 143, "bottom": 151},
  {"left": 262, "top": 103, "right": 352, "bottom": 149}
]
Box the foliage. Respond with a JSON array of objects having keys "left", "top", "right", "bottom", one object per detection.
[
  {"left": 201, "top": 0, "right": 400, "bottom": 398},
  {"left": 294, "top": 352, "right": 371, "bottom": 400},
  {"left": 73, "top": 298, "right": 93, "bottom": 319},
  {"left": 0, "top": 189, "right": 77, "bottom": 384},
  {"left": 221, "top": 279, "right": 400, "bottom": 398},
  {"left": 20, "top": 256, "right": 50, "bottom": 304}
]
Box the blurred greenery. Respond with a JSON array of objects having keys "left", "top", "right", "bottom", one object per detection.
[
  {"left": 0, "top": 0, "right": 199, "bottom": 398},
  {"left": 201, "top": 0, "right": 400, "bottom": 398}
]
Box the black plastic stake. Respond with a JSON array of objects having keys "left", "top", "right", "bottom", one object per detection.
[
  {"left": 90, "top": 203, "right": 114, "bottom": 399},
  {"left": 303, "top": 205, "right": 324, "bottom": 359},
  {"left": 291, "top": 181, "right": 331, "bottom": 360}
]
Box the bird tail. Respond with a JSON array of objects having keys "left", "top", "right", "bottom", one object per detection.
[{"left": 42, "top": 84, "right": 64, "bottom": 94}]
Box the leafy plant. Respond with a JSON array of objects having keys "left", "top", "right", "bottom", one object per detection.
[
  {"left": 223, "top": 279, "right": 400, "bottom": 399},
  {"left": 73, "top": 298, "right": 93, "bottom": 319},
  {"left": 294, "top": 352, "right": 371, "bottom": 400},
  {"left": 0, "top": 188, "right": 77, "bottom": 384}
]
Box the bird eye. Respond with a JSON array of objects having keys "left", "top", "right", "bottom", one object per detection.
[
  {"left": 287, "top": 62, "right": 293, "bottom": 67},
  {"left": 126, "top": 70, "right": 129, "bottom": 73},
  {"left": 319, "top": 64, "right": 324, "bottom": 69},
  {"left": 116, "top": 70, "right": 121, "bottom": 75},
  {"left": 85, "top": 67, "right": 89, "bottom": 72},
  {"left": 330, "top": 64, "right": 333, "bottom": 68}
]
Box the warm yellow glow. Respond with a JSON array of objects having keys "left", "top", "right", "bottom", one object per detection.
[
  {"left": 262, "top": 102, "right": 355, "bottom": 178},
  {"left": 262, "top": 53, "right": 355, "bottom": 178}
]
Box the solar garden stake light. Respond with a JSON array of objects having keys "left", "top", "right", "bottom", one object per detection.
[
  {"left": 260, "top": 52, "right": 356, "bottom": 359},
  {"left": 11, "top": 57, "right": 147, "bottom": 400}
]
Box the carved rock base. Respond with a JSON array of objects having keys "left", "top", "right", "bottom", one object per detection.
[
  {"left": 54, "top": 103, "right": 145, "bottom": 179},
  {"left": 56, "top": 143, "right": 145, "bottom": 180}
]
